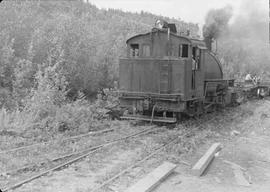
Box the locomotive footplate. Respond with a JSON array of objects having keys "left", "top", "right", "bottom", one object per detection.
[{"left": 120, "top": 114, "right": 177, "bottom": 123}]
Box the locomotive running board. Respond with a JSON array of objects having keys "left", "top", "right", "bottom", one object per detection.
[{"left": 120, "top": 115, "right": 177, "bottom": 123}]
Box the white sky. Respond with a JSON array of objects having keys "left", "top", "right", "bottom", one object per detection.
[
  {"left": 88, "top": 0, "right": 245, "bottom": 25},
  {"left": 88, "top": 0, "right": 268, "bottom": 26}
]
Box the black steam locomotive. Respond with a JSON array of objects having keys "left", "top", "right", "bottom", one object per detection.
[{"left": 117, "top": 20, "right": 265, "bottom": 123}]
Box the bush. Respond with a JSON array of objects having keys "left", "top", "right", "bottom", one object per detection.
[{"left": 53, "top": 99, "right": 106, "bottom": 133}]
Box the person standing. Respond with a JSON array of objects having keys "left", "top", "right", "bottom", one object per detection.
[{"left": 245, "top": 73, "right": 252, "bottom": 83}]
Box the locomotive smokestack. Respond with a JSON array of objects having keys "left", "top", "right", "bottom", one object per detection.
[
  {"left": 186, "top": 29, "right": 190, "bottom": 36},
  {"left": 204, "top": 36, "right": 212, "bottom": 51}
]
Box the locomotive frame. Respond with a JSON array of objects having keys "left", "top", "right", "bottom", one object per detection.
[{"left": 118, "top": 23, "right": 237, "bottom": 123}]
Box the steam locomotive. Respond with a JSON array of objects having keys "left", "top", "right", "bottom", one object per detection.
[{"left": 117, "top": 20, "right": 265, "bottom": 123}]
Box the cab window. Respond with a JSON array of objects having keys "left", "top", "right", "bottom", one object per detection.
[
  {"left": 179, "top": 44, "right": 188, "bottom": 58},
  {"left": 142, "top": 44, "right": 150, "bottom": 57},
  {"left": 130, "top": 44, "right": 139, "bottom": 58}
]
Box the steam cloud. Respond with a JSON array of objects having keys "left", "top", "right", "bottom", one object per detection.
[
  {"left": 204, "top": 0, "right": 270, "bottom": 78},
  {"left": 203, "top": 5, "right": 233, "bottom": 40}
]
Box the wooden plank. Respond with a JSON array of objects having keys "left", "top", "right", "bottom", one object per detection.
[
  {"left": 90, "top": 138, "right": 180, "bottom": 192},
  {"left": 191, "top": 143, "right": 221, "bottom": 176},
  {"left": 223, "top": 160, "right": 250, "bottom": 186},
  {"left": 125, "top": 161, "right": 177, "bottom": 192}
]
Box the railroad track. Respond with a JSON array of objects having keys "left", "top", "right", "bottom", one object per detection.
[
  {"left": 0, "top": 128, "right": 114, "bottom": 155},
  {"left": 0, "top": 128, "right": 117, "bottom": 177},
  {"left": 4, "top": 126, "right": 159, "bottom": 176},
  {"left": 0, "top": 109, "right": 236, "bottom": 192},
  {"left": 89, "top": 110, "right": 241, "bottom": 192},
  {"left": 0, "top": 125, "right": 152, "bottom": 172},
  {"left": 90, "top": 136, "right": 181, "bottom": 192},
  {"left": 1, "top": 126, "right": 162, "bottom": 192}
]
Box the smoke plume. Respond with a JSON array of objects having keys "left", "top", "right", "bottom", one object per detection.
[
  {"left": 204, "top": 0, "right": 270, "bottom": 78},
  {"left": 203, "top": 5, "right": 233, "bottom": 40}
]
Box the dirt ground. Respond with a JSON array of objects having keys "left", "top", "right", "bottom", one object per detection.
[
  {"left": 155, "top": 99, "right": 270, "bottom": 192},
  {"left": 5, "top": 121, "right": 178, "bottom": 192},
  {"left": 2, "top": 99, "right": 270, "bottom": 192}
]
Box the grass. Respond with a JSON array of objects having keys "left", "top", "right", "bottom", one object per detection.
[{"left": 1, "top": 99, "right": 263, "bottom": 192}]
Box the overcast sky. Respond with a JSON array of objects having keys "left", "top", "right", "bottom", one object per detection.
[{"left": 88, "top": 0, "right": 267, "bottom": 26}]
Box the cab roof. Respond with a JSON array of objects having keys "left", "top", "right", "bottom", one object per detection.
[{"left": 126, "top": 29, "right": 207, "bottom": 49}]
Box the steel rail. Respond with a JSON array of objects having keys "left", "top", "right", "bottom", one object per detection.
[
  {"left": 2, "top": 113, "right": 225, "bottom": 191},
  {"left": 90, "top": 136, "right": 181, "bottom": 192},
  {"left": 0, "top": 128, "right": 114, "bottom": 155},
  {"left": 6, "top": 127, "right": 160, "bottom": 175},
  {"left": 90, "top": 116, "right": 219, "bottom": 192},
  {"left": 2, "top": 126, "right": 160, "bottom": 192}
]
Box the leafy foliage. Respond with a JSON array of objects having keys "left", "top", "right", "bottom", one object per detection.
[
  {"left": 0, "top": 0, "right": 199, "bottom": 101},
  {"left": 0, "top": 0, "right": 198, "bottom": 133}
]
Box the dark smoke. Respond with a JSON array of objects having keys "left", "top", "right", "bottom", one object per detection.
[
  {"left": 208, "top": 0, "right": 270, "bottom": 79},
  {"left": 203, "top": 6, "right": 233, "bottom": 40}
]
